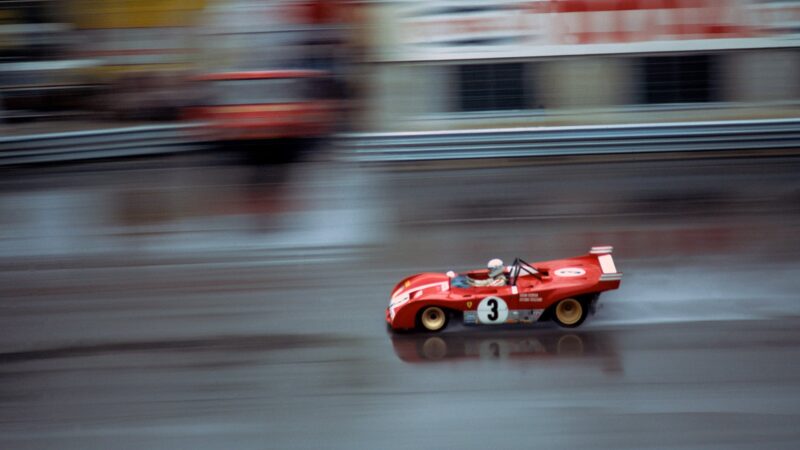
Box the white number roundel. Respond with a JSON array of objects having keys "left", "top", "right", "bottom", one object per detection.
[
  {"left": 477, "top": 296, "right": 508, "bottom": 324},
  {"left": 554, "top": 267, "right": 586, "bottom": 277}
]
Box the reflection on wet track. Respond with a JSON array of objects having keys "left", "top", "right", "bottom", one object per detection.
[
  {"left": 391, "top": 328, "right": 622, "bottom": 373},
  {"left": 2, "top": 153, "right": 800, "bottom": 449}
]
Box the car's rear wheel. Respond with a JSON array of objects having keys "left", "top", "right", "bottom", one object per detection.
[
  {"left": 552, "top": 298, "right": 587, "bottom": 328},
  {"left": 419, "top": 306, "right": 448, "bottom": 332}
]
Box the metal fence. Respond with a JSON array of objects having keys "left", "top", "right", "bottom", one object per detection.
[
  {"left": 2, "top": 118, "right": 799, "bottom": 165},
  {"left": 0, "top": 124, "right": 202, "bottom": 165},
  {"left": 336, "top": 118, "right": 800, "bottom": 162}
]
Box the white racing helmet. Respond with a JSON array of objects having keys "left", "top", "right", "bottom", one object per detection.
[{"left": 487, "top": 258, "right": 504, "bottom": 277}]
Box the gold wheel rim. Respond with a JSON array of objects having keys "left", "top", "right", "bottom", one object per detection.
[
  {"left": 555, "top": 299, "right": 582, "bottom": 325},
  {"left": 421, "top": 307, "right": 446, "bottom": 331}
]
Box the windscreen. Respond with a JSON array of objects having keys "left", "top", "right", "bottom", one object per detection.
[{"left": 208, "top": 78, "right": 309, "bottom": 105}]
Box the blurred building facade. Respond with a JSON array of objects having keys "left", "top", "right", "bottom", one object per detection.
[
  {"left": 356, "top": 0, "right": 800, "bottom": 131},
  {"left": 2, "top": 0, "right": 799, "bottom": 132},
  {"left": 0, "top": 0, "right": 355, "bottom": 123},
  {"left": 0, "top": 0, "right": 90, "bottom": 120},
  {"left": 67, "top": 0, "right": 208, "bottom": 120}
]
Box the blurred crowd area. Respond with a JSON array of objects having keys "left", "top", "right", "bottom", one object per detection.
[
  {"left": 0, "top": 0, "right": 359, "bottom": 128},
  {"left": 0, "top": 0, "right": 798, "bottom": 134}
]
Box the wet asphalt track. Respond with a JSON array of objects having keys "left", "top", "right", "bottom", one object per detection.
[{"left": 1, "top": 151, "right": 800, "bottom": 449}]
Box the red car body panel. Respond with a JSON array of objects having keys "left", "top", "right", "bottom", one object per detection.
[
  {"left": 193, "top": 70, "right": 325, "bottom": 81},
  {"left": 184, "top": 70, "right": 335, "bottom": 141},
  {"left": 185, "top": 103, "right": 333, "bottom": 140},
  {"left": 387, "top": 247, "right": 622, "bottom": 331}
]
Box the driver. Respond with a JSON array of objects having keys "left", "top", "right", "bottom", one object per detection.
[{"left": 468, "top": 258, "right": 507, "bottom": 287}]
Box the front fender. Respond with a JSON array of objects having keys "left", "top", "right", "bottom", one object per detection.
[{"left": 389, "top": 298, "right": 455, "bottom": 331}]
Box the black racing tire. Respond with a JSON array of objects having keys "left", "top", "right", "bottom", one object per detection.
[
  {"left": 552, "top": 298, "right": 588, "bottom": 328},
  {"left": 418, "top": 306, "right": 449, "bottom": 332}
]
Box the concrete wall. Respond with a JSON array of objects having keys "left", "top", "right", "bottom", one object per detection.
[
  {"left": 537, "top": 57, "right": 635, "bottom": 109},
  {"left": 361, "top": 50, "right": 800, "bottom": 131},
  {"left": 362, "top": 64, "right": 449, "bottom": 131},
  {"left": 723, "top": 50, "right": 800, "bottom": 103}
]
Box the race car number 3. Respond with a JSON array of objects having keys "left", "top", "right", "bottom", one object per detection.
[{"left": 477, "top": 296, "right": 509, "bottom": 324}]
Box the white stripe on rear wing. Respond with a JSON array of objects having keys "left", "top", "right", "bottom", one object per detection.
[
  {"left": 598, "top": 254, "right": 617, "bottom": 274},
  {"left": 597, "top": 253, "right": 622, "bottom": 281}
]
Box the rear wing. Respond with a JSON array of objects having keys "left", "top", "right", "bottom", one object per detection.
[{"left": 591, "top": 246, "right": 622, "bottom": 281}]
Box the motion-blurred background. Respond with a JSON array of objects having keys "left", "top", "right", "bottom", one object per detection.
[
  {"left": 2, "top": 1, "right": 800, "bottom": 450},
  {"left": 1, "top": 0, "right": 799, "bottom": 132}
]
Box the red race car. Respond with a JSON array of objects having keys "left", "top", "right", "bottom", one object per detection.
[{"left": 387, "top": 246, "right": 622, "bottom": 332}]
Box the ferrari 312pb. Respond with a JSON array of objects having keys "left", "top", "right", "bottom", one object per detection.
[{"left": 387, "top": 247, "right": 622, "bottom": 332}]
